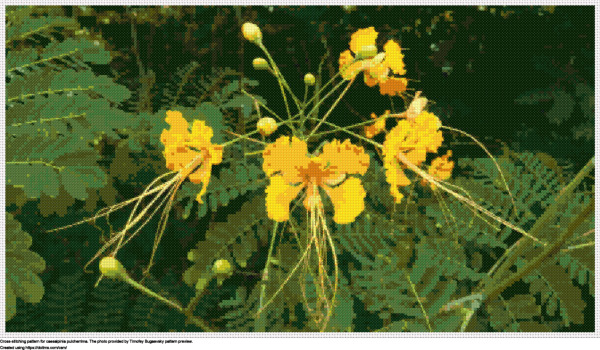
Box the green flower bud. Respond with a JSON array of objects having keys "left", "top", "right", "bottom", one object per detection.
[
  {"left": 356, "top": 45, "right": 378, "bottom": 60},
  {"left": 99, "top": 257, "right": 128, "bottom": 280},
  {"left": 242, "top": 22, "right": 262, "bottom": 44},
  {"left": 304, "top": 73, "right": 316, "bottom": 86},
  {"left": 212, "top": 259, "right": 233, "bottom": 276},
  {"left": 257, "top": 117, "right": 277, "bottom": 136},
  {"left": 253, "top": 57, "right": 269, "bottom": 70}
]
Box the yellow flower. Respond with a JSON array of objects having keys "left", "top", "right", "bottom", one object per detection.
[
  {"left": 160, "top": 110, "right": 223, "bottom": 203},
  {"left": 262, "top": 137, "right": 370, "bottom": 224},
  {"left": 339, "top": 49, "right": 366, "bottom": 81},
  {"left": 339, "top": 27, "right": 408, "bottom": 95},
  {"left": 382, "top": 111, "right": 444, "bottom": 203}
]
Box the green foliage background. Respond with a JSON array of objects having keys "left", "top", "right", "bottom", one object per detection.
[{"left": 5, "top": 5, "right": 594, "bottom": 332}]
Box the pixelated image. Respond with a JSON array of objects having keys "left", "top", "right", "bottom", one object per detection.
[{"left": 5, "top": 6, "right": 594, "bottom": 332}]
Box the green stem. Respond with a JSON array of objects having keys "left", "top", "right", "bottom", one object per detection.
[
  {"left": 303, "top": 57, "right": 356, "bottom": 110},
  {"left": 485, "top": 157, "right": 595, "bottom": 285},
  {"left": 8, "top": 112, "right": 86, "bottom": 128},
  {"left": 7, "top": 160, "right": 65, "bottom": 172},
  {"left": 7, "top": 49, "right": 79, "bottom": 73},
  {"left": 304, "top": 117, "right": 383, "bottom": 149},
  {"left": 258, "top": 43, "right": 301, "bottom": 116},
  {"left": 307, "top": 78, "right": 355, "bottom": 138},
  {"left": 303, "top": 79, "right": 347, "bottom": 124},
  {"left": 241, "top": 89, "right": 296, "bottom": 133},
  {"left": 483, "top": 200, "right": 593, "bottom": 303},
  {"left": 255, "top": 221, "right": 280, "bottom": 331},
  {"left": 120, "top": 276, "right": 213, "bottom": 332},
  {"left": 404, "top": 270, "right": 433, "bottom": 332}
]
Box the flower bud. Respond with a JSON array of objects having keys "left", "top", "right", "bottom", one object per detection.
[
  {"left": 356, "top": 45, "right": 378, "bottom": 60},
  {"left": 304, "top": 73, "right": 316, "bottom": 86},
  {"left": 252, "top": 57, "right": 269, "bottom": 70},
  {"left": 242, "top": 22, "right": 262, "bottom": 43},
  {"left": 257, "top": 117, "right": 277, "bottom": 136},
  {"left": 212, "top": 259, "right": 233, "bottom": 276},
  {"left": 99, "top": 257, "right": 128, "bottom": 280}
]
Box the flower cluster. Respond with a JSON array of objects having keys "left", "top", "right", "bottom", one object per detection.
[
  {"left": 156, "top": 24, "right": 454, "bottom": 224},
  {"left": 339, "top": 27, "right": 408, "bottom": 96},
  {"left": 160, "top": 110, "right": 223, "bottom": 203},
  {"left": 262, "top": 137, "right": 370, "bottom": 224}
]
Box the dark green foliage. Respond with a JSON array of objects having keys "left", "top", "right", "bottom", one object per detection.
[
  {"left": 158, "top": 66, "right": 265, "bottom": 135},
  {"left": 183, "top": 194, "right": 269, "bottom": 287},
  {"left": 127, "top": 275, "right": 185, "bottom": 332},
  {"left": 5, "top": 212, "right": 46, "bottom": 321},
  {"left": 5, "top": 301, "right": 45, "bottom": 332},
  {"left": 176, "top": 160, "right": 265, "bottom": 220},
  {"left": 452, "top": 152, "right": 593, "bottom": 331},
  {"left": 42, "top": 271, "right": 87, "bottom": 331},
  {"left": 6, "top": 7, "right": 131, "bottom": 204},
  {"left": 85, "top": 278, "right": 130, "bottom": 332}
]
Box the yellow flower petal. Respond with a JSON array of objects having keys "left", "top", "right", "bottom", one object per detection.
[
  {"left": 379, "top": 77, "right": 408, "bottom": 96},
  {"left": 188, "top": 156, "right": 210, "bottom": 184},
  {"left": 189, "top": 120, "right": 214, "bottom": 149},
  {"left": 194, "top": 167, "right": 212, "bottom": 204},
  {"left": 265, "top": 175, "right": 304, "bottom": 222},
  {"left": 165, "top": 110, "right": 189, "bottom": 133},
  {"left": 320, "top": 139, "right": 370, "bottom": 180},
  {"left": 383, "top": 40, "right": 406, "bottom": 75},
  {"left": 384, "top": 159, "right": 411, "bottom": 203},
  {"left": 365, "top": 110, "right": 389, "bottom": 138},
  {"left": 427, "top": 150, "right": 454, "bottom": 190},
  {"left": 350, "top": 27, "right": 378, "bottom": 55},
  {"left": 323, "top": 177, "right": 366, "bottom": 224},
  {"left": 210, "top": 144, "right": 224, "bottom": 165},
  {"left": 262, "top": 136, "right": 308, "bottom": 184}
]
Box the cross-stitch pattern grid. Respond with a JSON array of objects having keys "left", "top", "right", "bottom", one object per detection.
[{"left": 2, "top": 4, "right": 597, "bottom": 337}]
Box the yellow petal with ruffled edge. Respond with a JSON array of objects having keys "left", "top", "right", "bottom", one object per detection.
[
  {"left": 383, "top": 40, "right": 406, "bottom": 75},
  {"left": 265, "top": 175, "right": 304, "bottom": 222},
  {"left": 262, "top": 136, "right": 308, "bottom": 184},
  {"left": 165, "top": 110, "right": 189, "bottom": 133},
  {"left": 189, "top": 120, "right": 214, "bottom": 150},
  {"left": 323, "top": 177, "right": 366, "bottom": 224},
  {"left": 320, "top": 139, "right": 370, "bottom": 181},
  {"left": 427, "top": 150, "right": 454, "bottom": 190},
  {"left": 350, "top": 27, "right": 378, "bottom": 55}
]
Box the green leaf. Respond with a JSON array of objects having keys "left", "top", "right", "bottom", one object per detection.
[
  {"left": 7, "top": 163, "right": 60, "bottom": 198},
  {"left": 539, "top": 262, "right": 586, "bottom": 325},
  {"left": 60, "top": 166, "right": 106, "bottom": 200},
  {"left": 5, "top": 213, "right": 47, "bottom": 312}
]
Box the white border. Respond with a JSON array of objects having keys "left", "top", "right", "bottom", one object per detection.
[{"left": 1, "top": 0, "right": 598, "bottom": 341}]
